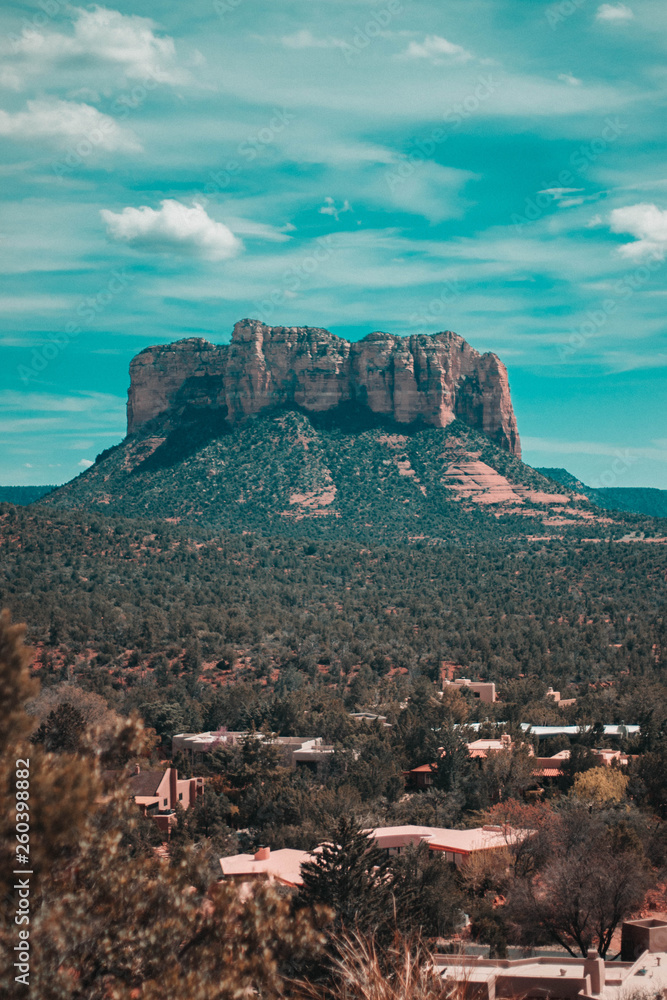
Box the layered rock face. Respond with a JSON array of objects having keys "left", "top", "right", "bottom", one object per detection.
[{"left": 127, "top": 319, "right": 521, "bottom": 457}]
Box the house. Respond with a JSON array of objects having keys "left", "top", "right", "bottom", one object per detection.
[
  {"left": 405, "top": 733, "right": 532, "bottom": 787},
  {"left": 434, "top": 918, "right": 667, "bottom": 999},
  {"left": 172, "top": 731, "right": 334, "bottom": 770},
  {"left": 406, "top": 762, "right": 437, "bottom": 788},
  {"left": 442, "top": 678, "right": 496, "bottom": 704},
  {"left": 520, "top": 723, "right": 639, "bottom": 742},
  {"left": 219, "top": 846, "right": 312, "bottom": 887},
  {"left": 349, "top": 712, "right": 391, "bottom": 726},
  {"left": 546, "top": 686, "right": 577, "bottom": 709},
  {"left": 105, "top": 765, "right": 204, "bottom": 834},
  {"left": 369, "top": 825, "right": 524, "bottom": 866},
  {"left": 466, "top": 734, "right": 533, "bottom": 759},
  {"left": 532, "top": 747, "right": 630, "bottom": 779}
]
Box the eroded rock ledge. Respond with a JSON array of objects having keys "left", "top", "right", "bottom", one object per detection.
[{"left": 126, "top": 319, "right": 521, "bottom": 457}]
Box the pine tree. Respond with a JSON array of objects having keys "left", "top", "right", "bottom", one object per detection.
[{"left": 299, "top": 819, "right": 404, "bottom": 941}]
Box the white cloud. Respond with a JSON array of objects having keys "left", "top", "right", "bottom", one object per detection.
[
  {"left": 609, "top": 203, "right": 667, "bottom": 257},
  {"left": 319, "top": 196, "right": 353, "bottom": 221},
  {"left": 100, "top": 199, "right": 243, "bottom": 261},
  {"left": 7, "top": 5, "right": 191, "bottom": 86},
  {"left": 280, "top": 30, "right": 346, "bottom": 50},
  {"left": 0, "top": 98, "right": 141, "bottom": 152},
  {"left": 596, "top": 3, "right": 634, "bottom": 21},
  {"left": 401, "top": 35, "right": 472, "bottom": 63},
  {"left": 78, "top": 458, "right": 94, "bottom": 468},
  {"left": 558, "top": 73, "right": 582, "bottom": 86}
]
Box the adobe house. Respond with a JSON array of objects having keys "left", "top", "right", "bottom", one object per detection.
[
  {"left": 405, "top": 734, "right": 530, "bottom": 788},
  {"left": 621, "top": 918, "right": 667, "bottom": 961},
  {"left": 172, "top": 731, "right": 334, "bottom": 770},
  {"left": 443, "top": 677, "right": 497, "bottom": 704},
  {"left": 105, "top": 765, "right": 204, "bottom": 834},
  {"left": 369, "top": 825, "right": 525, "bottom": 866},
  {"left": 219, "top": 846, "right": 313, "bottom": 888},
  {"left": 436, "top": 923, "right": 667, "bottom": 999}
]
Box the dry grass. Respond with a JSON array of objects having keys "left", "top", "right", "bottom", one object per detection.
[{"left": 290, "top": 931, "right": 464, "bottom": 1000}]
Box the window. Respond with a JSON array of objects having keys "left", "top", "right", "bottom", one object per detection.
[
  {"left": 178, "top": 793, "right": 183, "bottom": 800},
  {"left": 163, "top": 798, "right": 168, "bottom": 806}
]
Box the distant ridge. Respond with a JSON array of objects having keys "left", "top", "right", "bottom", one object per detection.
[
  {"left": 536, "top": 468, "right": 667, "bottom": 520},
  {"left": 0, "top": 485, "right": 56, "bottom": 505}
]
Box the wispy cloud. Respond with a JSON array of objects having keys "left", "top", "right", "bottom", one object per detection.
[
  {"left": 0, "top": 98, "right": 141, "bottom": 152},
  {"left": 5, "top": 5, "right": 192, "bottom": 86},
  {"left": 280, "top": 29, "right": 347, "bottom": 50},
  {"left": 522, "top": 436, "right": 667, "bottom": 462},
  {"left": 596, "top": 4, "right": 634, "bottom": 21},
  {"left": 400, "top": 35, "right": 472, "bottom": 63},
  {"left": 539, "top": 187, "right": 585, "bottom": 207},
  {"left": 319, "top": 196, "right": 352, "bottom": 221}
]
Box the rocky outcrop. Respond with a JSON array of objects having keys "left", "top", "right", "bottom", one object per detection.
[{"left": 127, "top": 319, "right": 521, "bottom": 457}]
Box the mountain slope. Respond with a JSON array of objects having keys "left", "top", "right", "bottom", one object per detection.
[{"left": 42, "top": 409, "right": 633, "bottom": 541}]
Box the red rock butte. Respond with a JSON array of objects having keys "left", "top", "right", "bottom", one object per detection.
[{"left": 126, "top": 319, "right": 521, "bottom": 458}]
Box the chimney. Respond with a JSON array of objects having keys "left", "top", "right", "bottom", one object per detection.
[
  {"left": 254, "top": 847, "right": 270, "bottom": 861},
  {"left": 584, "top": 949, "right": 604, "bottom": 994},
  {"left": 169, "top": 767, "right": 178, "bottom": 808},
  {"left": 134, "top": 764, "right": 141, "bottom": 775}
]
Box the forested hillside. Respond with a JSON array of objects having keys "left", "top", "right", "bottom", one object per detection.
[
  {"left": 41, "top": 411, "right": 658, "bottom": 541},
  {"left": 1, "top": 503, "right": 665, "bottom": 737}
]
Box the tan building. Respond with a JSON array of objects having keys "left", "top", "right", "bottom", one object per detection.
[
  {"left": 104, "top": 765, "right": 204, "bottom": 834},
  {"left": 435, "top": 919, "right": 667, "bottom": 999},
  {"left": 369, "top": 824, "right": 524, "bottom": 866},
  {"left": 443, "top": 678, "right": 497, "bottom": 704},
  {"left": 219, "top": 846, "right": 313, "bottom": 887}
]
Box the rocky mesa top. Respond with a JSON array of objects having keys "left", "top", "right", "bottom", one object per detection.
[{"left": 126, "top": 318, "right": 521, "bottom": 457}]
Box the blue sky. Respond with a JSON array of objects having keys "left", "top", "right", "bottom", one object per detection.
[{"left": 1, "top": 0, "right": 666, "bottom": 489}]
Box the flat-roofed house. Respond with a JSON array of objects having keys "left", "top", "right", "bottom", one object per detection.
[
  {"left": 219, "top": 846, "right": 312, "bottom": 888},
  {"left": 435, "top": 919, "right": 667, "bottom": 999},
  {"left": 369, "top": 824, "right": 523, "bottom": 866}
]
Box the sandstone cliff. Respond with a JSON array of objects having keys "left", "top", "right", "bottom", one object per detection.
[{"left": 126, "top": 319, "right": 521, "bottom": 457}]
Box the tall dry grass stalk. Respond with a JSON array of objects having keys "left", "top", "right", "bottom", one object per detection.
[{"left": 289, "top": 931, "right": 467, "bottom": 1000}]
